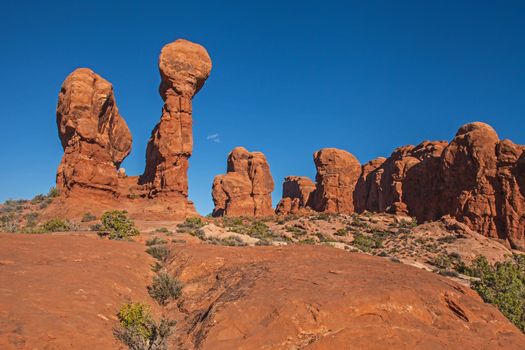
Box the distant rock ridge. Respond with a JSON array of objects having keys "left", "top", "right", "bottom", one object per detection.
[
  {"left": 278, "top": 122, "right": 525, "bottom": 249},
  {"left": 212, "top": 147, "right": 274, "bottom": 217}
]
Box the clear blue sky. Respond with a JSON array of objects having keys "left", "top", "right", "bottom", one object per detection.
[{"left": 1, "top": 1, "right": 524, "bottom": 215}]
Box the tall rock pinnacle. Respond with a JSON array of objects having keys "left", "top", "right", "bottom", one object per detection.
[{"left": 141, "top": 39, "right": 212, "bottom": 210}]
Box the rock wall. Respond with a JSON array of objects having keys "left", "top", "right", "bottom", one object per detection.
[
  {"left": 212, "top": 147, "right": 274, "bottom": 217},
  {"left": 278, "top": 123, "right": 525, "bottom": 248},
  {"left": 56, "top": 68, "right": 132, "bottom": 196}
]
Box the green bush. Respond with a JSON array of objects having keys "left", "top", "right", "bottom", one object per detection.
[
  {"left": 42, "top": 218, "right": 71, "bottom": 232},
  {"left": 459, "top": 255, "right": 525, "bottom": 332},
  {"left": 113, "top": 301, "right": 176, "bottom": 350},
  {"left": 148, "top": 272, "right": 183, "bottom": 306},
  {"left": 98, "top": 211, "right": 139, "bottom": 240}
]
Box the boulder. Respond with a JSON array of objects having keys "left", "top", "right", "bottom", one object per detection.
[{"left": 212, "top": 147, "right": 274, "bottom": 217}]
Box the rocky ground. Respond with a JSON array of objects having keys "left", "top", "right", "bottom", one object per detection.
[{"left": 1, "top": 230, "right": 524, "bottom": 350}]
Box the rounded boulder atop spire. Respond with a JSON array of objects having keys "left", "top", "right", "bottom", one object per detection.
[{"left": 158, "top": 39, "right": 212, "bottom": 98}]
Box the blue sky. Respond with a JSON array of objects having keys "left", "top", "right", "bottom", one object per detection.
[{"left": 1, "top": 1, "right": 524, "bottom": 215}]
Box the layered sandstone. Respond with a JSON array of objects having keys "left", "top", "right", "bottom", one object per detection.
[
  {"left": 212, "top": 147, "right": 274, "bottom": 217},
  {"left": 141, "top": 39, "right": 212, "bottom": 212},
  {"left": 56, "top": 68, "right": 132, "bottom": 197}
]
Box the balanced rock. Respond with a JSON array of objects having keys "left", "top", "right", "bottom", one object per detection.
[
  {"left": 56, "top": 68, "right": 132, "bottom": 196},
  {"left": 141, "top": 39, "right": 212, "bottom": 212},
  {"left": 309, "top": 148, "right": 361, "bottom": 213},
  {"left": 212, "top": 147, "right": 274, "bottom": 217},
  {"left": 275, "top": 176, "right": 315, "bottom": 215}
]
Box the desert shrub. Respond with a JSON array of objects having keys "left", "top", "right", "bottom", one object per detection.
[
  {"left": 31, "top": 194, "right": 47, "bottom": 204},
  {"left": 47, "top": 187, "right": 60, "bottom": 198},
  {"left": 334, "top": 228, "right": 348, "bottom": 237},
  {"left": 299, "top": 238, "right": 316, "bottom": 245},
  {"left": 459, "top": 255, "right": 525, "bottom": 332},
  {"left": 216, "top": 235, "right": 247, "bottom": 246},
  {"left": 114, "top": 301, "right": 176, "bottom": 350},
  {"left": 0, "top": 213, "right": 18, "bottom": 232},
  {"left": 148, "top": 272, "right": 183, "bottom": 306},
  {"left": 154, "top": 227, "right": 172, "bottom": 235},
  {"left": 312, "top": 213, "right": 331, "bottom": 221},
  {"left": 350, "top": 216, "right": 368, "bottom": 228},
  {"left": 255, "top": 238, "right": 272, "bottom": 246},
  {"left": 285, "top": 225, "right": 306, "bottom": 236},
  {"left": 245, "top": 221, "right": 274, "bottom": 239},
  {"left": 177, "top": 217, "right": 206, "bottom": 234},
  {"left": 189, "top": 228, "right": 206, "bottom": 240},
  {"left": 429, "top": 253, "right": 462, "bottom": 270},
  {"left": 146, "top": 237, "right": 168, "bottom": 246},
  {"left": 371, "top": 230, "right": 389, "bottom": 242},
  {"left": 315, "top": 232, "right": 329, "bottom": 243},
  {"left": 437, "top": 235, "right": 458, "bottom": 244},
  {"left": 98, "top": 211, "right": 139, "bottom": 240},
  {"left": 90, "top": 223, "right": 103, "bottom": 231},
  {"left": 81, "top": 212, "right": 97, "bottom": 222},
  {"left": 352, "top": 232, "right": 383, "bottom": 252},
  {"left": 146, "top": 244, "right": 172, "bottom": 264},
  {"left": 42, "top": 218, "right": 71, "bottom": 232},
  {"left": 24, "top": 212, "right": 39, "bottom": 227},
  {"left": 398, "top": 218, "right": 418, "bottom": 229}
]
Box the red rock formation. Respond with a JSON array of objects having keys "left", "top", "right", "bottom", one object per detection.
[
  {"left": 355, "top": 141, "right": 448, "bottom": 215},
  {"left": 56, "top": 68, "right": 132, "bottom": 197},
  {"left": 355, "top": 122, "right": 525, "bottom": 249},
  {"left": 212, "top": 147, "right": 274, "bottom": 217},
  {"left": 275, "top": 176, "right": 315, "bottom": 215},
  {"left": 141, "top": 39, "right": 212, "bottom": 213},
  {"left": 309, "top": 148, "right": 361, "bottom": 213}
]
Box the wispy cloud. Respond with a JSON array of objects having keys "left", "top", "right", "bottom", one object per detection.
[{"left": 206, "top": 133, "right": 221, "bottom": 143}]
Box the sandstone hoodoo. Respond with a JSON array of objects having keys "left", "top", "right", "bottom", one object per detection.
[
  {"left": 141, "top": 39, "right": 212, "bottom": 213},
  {"left": 212, "top": 147, "right": 274, "bottom": 217},
  {"left": 275, "top": 176, "right": 315, "bottom": 215},
  {"left": 310, "top": 148, "right": 362, "bottom": 213},
  {"left": 56, "top": 68, "right": 132, "bottom": 198},
  {"left": 50, "top": 39, "right": 212, "bottom": 220}
]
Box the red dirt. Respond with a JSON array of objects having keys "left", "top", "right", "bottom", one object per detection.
[
  {"left": 1, "top": 233, "right": 524, "bottom": 349},
  {"left": 0, "top": 233, "right": 157, "bottom": 349}
]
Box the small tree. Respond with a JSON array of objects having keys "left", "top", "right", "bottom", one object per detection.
[
  {"left": 113, "top": 301, "right": 176, "bottom": 350},
  {"left": 98, "top": 210, "right": 139, "bottom": 240}
]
